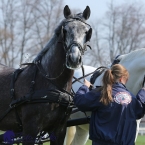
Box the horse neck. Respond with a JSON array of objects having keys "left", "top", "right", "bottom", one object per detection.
[{"left": 41, "top": 35, "right": 74, "bottom": 90}]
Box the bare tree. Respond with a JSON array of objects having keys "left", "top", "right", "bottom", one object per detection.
[
  {"left": 83, "top": 19, "right": 109, "bottom": 67},
  {"left": 105, "top": 2, "right": 145, "bottom": 61},
  {"left": 86, "top": 1, "right": 145, "bottom": 67},
  {"left": 0, "top": 0, "right": 64, "bottom": 67},
  {"left": 0, "top": 0, "right": 19, "bottom": 66},
  {"left": 28, "top": 0, "right": 64, "bottom": 57}
]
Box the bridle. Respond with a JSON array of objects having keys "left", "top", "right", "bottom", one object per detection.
[
  {"left": 21, "top": 18, "right": 92, "bottom": 80},
  {"left": 60, "top": 17, "right": 92, "bottom": 56},
  {"left": 28, "top": 17, "right": 92, "bottom": 80},
  {"left": 65, "top": 41, "right": 84, "bottom": 54}
]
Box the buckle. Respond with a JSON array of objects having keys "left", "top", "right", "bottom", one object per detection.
[
  {"left": 9, "top": 104, "right": 15, "bottom": 108},
  {"left": 11, "top": 88, "right": 14, "bottom": 92},
  {"left": 31, "top": 81, "right": 35, "bottom": 84}
]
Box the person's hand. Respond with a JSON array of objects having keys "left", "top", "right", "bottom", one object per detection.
[{"left": 84, "top": 79, "right": 92, "bottom": 88}]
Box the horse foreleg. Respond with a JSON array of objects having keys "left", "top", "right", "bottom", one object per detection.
[
  {"left": 50, "top": 125, "right": 67, "bottom": 145},
  {"left": 70, "top": 126, "right": 89, "bottom": 145},
  {"left": 22, "top": 121, "right": 39, "bottom": 145}
]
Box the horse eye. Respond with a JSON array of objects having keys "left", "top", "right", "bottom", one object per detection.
[
  {"left": 63, "top": 29, "right": 67, "bottom": 40},
  {"left": 63, "top": 29, "right": 67, "bottom": 34}
]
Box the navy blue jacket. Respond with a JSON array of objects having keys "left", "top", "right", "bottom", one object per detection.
[{"left": 74, "top": 82, "right": 145, "bottom": 145}]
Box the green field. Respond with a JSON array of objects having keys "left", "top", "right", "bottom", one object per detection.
[
  {"left": 84, "top": 136, "right": 145, "bottom": 145},
  {"left": 135, "top": 136, "right": 145, "bottom": 145}
]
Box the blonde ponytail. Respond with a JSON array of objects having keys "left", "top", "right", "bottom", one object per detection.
[
  {"left": 100, "top": 64, "right": 129, "bottom": 105},
  {"left": 100, "top": 70, "right": 114, "bottom": 105}
]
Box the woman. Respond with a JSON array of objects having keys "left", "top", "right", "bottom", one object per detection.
[{"left": 74, "top": 64, "right": 145, "bottom": 145}]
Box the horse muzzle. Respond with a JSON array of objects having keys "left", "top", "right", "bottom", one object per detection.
[{"left": 66, "top": 46, "right": 82, "bottom": 70}]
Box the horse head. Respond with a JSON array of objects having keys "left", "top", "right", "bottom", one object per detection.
[{"left": 62, "top": 5, "right": 92, "bottom": 70}]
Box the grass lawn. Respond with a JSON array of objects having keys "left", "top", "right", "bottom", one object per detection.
[
  {"left": 85, "top": 136, "right": 145, "bottom": 145},
  {"left": 136, "top": 135, "right": 145, "bottom": 145}
]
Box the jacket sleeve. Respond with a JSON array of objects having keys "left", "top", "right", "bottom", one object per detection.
[
  {"left": 74, "top": 85, "right": 101, "bottom": 112},
  {"left": 135, "top": 89, "right": 145, "bottom": 119}
]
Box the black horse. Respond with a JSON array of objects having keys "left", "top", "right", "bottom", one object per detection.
[{"left": 0, "top": 5, "right": 92, "bottom": 145}]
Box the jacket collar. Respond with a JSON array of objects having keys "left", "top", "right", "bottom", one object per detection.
[{"left": 113, "top": 82, "right": 127, "bottom": 90}]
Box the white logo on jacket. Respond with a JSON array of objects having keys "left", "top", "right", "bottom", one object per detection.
[{"left": 114, "top": 92, "right": 132, "bottom": 105}]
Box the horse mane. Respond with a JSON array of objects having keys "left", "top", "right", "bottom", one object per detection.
[{"left": 119, "top": 48, "right": 145, "bottom": 62}]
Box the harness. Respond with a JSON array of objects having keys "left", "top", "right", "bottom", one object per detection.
[
  {"left": 0, "top": 63, "right": 74, "bottom": 135},
  {"left": 0, "top": 17, "right": 92, "bottom": 144}
]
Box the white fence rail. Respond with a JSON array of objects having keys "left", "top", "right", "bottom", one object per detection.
[{"left": 138, "top": 127, "right": 145, "bottom": 135}]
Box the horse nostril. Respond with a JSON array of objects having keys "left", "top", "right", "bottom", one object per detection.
[
  {"left": 79, "top": 56, "right": 82, "bottom": 63},
  {"left": 68, "top": 53, "right": 81, "bottom": 64},
  {"left": 68, "top": 55, "right": 72, "bottom": 62}
]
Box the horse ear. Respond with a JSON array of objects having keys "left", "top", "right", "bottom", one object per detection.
[
  {"left": 83, "top": 6, "right": 91, "bottom": 20},
  {"left": 86, "top": 28, "right": 92, "bottom": 42},
  {"left": 64, "top": 5, "right": 72, "bottom": 19}
]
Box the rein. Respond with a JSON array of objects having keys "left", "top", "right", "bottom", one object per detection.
[
  {"left": 60, "top": 18, "right": 92, "bottom": 56},
  {"left": 21, "top": 62, "right": 73, "bottom": 97},
  {"left": 71, "top": 66, "right": 107, "bottom": 122},
  {"left": 71, "top": 66, "right": 107, "bottom": 96},
  {"left": 35, "top": 62, "right": 73, "bottom": 96},
  {"left": 72, "top": 71, "right": 94, "bottom": 84},
  {"left": 72, "top": 66, "right": 107, "bottom": 85}
]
